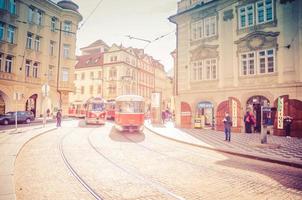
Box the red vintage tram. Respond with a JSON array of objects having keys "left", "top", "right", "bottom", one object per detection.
[
  {"left": 105, "top": 99, "right": 115, "bottom": 120},
  {"left": 68, "top": 102, "right": 86, "bottom": 118},
  {"left": 114, "top": 95, "right": 145, "bottom": 132},
  {"left": 85, "top": 97, "right": 106, "bottom": 125}
]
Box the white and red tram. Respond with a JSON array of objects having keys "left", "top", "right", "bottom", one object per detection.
[
  {"left": 85, "top": 97, "right": 106, "bottom": 125},
  {"left": 114, "top": 95, "right": 145, "bottom": 132}
]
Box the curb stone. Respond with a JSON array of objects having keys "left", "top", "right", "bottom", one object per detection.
[
  {"left": 144, "top": 125, "right": 302, "bottom": 169},
  {"left": 0, "top": 127, "right": 57, "bottom": 200}
]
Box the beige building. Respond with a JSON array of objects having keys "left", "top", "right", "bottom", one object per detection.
[
  {"left": 69, "top": 40, "right": 108, "bottom": 106},
  {"left": 170, "top": 0, "right": 302, "bottom": 137},
  {"left": 0, "top": 0, "right": 82, "bottom": 116},
  {"left": 70, "top": 40, "right": 172, "bottom": 112}
]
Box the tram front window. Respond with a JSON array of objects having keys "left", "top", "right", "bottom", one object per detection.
[
  {"left": 91, "top": 103, "right": 105, "bottom": 111},
  {"left": 117, "top": 101, "right": 144, "bottom": 113}
]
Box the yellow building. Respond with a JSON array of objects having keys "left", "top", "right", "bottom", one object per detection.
[
  {"left": 170, "top": 0, "right": 302, "bottom": 137},
  {"left": 0, "top": 0, "right": 82, "bottom": 116},
  {"left": 70, "top": 40, "right": 172, "bottom": 112}
]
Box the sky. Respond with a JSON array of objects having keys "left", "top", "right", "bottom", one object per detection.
[{"left": 60, "top": 0, "right": 178, "bottom": 72}]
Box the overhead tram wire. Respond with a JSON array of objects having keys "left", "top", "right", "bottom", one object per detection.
[{"left": 78, "top": 0, "right": 105, "bottom": 30}]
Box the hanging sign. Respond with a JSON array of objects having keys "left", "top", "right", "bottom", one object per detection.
[
  {"left": 232, "top": 100, "right": 237, "bottom": 127},
  {"left": 277, "top": 97, "right": 284, "bottom": 129}
]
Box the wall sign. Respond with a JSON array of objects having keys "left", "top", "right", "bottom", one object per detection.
[
  {"left": 277, "top": 97, "right": 284, "bottom": 129},
  {"left": 232, "top": 100, "right": 238, "bottom": 127}
]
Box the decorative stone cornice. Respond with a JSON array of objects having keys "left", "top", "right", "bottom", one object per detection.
[
  {"left": 190, "top": 44, "right": 219, "bottom": 61},
  {"left": 223, "top": 9, "right": 233, "bottom": 21},
  {"left": 235, "top": 31, "right": 280, "bottom": 52}
]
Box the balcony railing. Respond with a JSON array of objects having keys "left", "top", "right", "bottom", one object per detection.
[
  {"left": 0, "top": 71, "right": 16, "bottom": 81},
  {"left": 24, "top": 76, "right": 41, "bottom": 84}
]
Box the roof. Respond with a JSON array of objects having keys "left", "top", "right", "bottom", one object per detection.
[
  {"left": 75, "top": 53, "right": 104, "bottom": 69},
  {"left": 115, "top": 95, "right": 144, "bottom": 102},
  {"left": 80, "top": 40, "right": 109, "bottom": 50}
]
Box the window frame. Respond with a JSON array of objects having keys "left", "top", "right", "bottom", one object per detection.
[
  {"left": 0, "top": 22, "right": 4, "bottom": 41},
  {"left": 5, "top": 55, "right": 13, "bottom": 73},
  {"left": 7, "top": 25, "right": 15, "bottom": 44},
  {"left": 25, "top": 60, "right": 31, "bottom": 77}
]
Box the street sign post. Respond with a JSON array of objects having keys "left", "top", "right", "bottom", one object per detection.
[{"left": 42, "top": 84, "right": 50, "bottom": 127}]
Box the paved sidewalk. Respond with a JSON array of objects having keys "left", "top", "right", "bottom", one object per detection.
[
  {"left": 0, "top": 125, "right": 56, "bottom": 200},
  {"left": 145, "top": 122, "right": 302, "bottom": 168}
]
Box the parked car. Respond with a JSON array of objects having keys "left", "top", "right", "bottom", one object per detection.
[{"left": 0, "top": 111, "right": 35, "bottom": 125}]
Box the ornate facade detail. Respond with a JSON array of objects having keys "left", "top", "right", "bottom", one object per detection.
[
  {"left": 223, "top": 9, "right": 233, "bottom": 21},
  {"left": 234, "top": 31, "right": 280, "bottom": 52},
  {"left": 190, "top": 44, "right": 219, "bottom": 61}
]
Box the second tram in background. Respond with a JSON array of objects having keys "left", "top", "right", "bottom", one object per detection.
[
  {"left": 114, "top": 95, "right": 145, "bottom": 132},
  {"left": 105, "top": 99, "right": 115, "bottom": 120},
  {"left": 85, "top": 97, "right": 106, "bottom": 125}
]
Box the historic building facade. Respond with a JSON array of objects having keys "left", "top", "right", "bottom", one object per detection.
[
  {"left": 170, "top": 0, "right": 302, "bottom": 137},
  {"left": 0, "top": 0, "right": 82, "bottom": 116},
  {"left": 70, "top": 40, "right": 172, "bottom": 112}
]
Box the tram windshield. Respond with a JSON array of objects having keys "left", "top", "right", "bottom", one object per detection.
[
  {"left": 116, "top": 101, "right": 144, "bottom": 113},
  {"left": 89, "top": 103, "right": 105, "bottom": 111}
]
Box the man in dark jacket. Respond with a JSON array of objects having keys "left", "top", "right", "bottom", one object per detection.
[{"left": 223, "top": 112, "right": 232, "bottom": 142}]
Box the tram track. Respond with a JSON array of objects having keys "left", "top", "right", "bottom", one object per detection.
[
  {"left": 59, "top": 129, "right": 104, "bottom": 200},
  {"left": 87, "top": 129, "right": 185, "bottom": 200}
]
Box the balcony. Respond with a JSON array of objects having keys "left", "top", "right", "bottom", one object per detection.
[
  {"left": 24, "top": 77, "right": 41, "bottom": 85},
  {"left": 0, "top": 71, "right": 16, "bottom": 81}
]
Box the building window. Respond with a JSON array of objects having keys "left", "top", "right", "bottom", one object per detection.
[
  {"left": 239, "top": 0, "right": 274, "bottom": 29},
  {"left": 109, "top": 68, "right": 116, "bottom": 79},
  {"left": 63, "top": 44, "right": 70, "bottom": 58},
  {"left": 7, "top": 25, "right": 14, "bottom": 44},
  {"left": 0, "top": 22, "right": 4, "bottom": 41},
  {"left": 241, "top": 52, "right": 255, "bottom": 75},
  {"left": 0, "top": 0, "right": 5, "bottom": 9},
  {"left": 25, "top": 60, "right": 31, "bottom": 77},
  {"left": 241, "top": 49, "right": 275, "bottom": 76},
  {"left": 191, "top": 58, "right": 217, "bottom": 81},
  {"left": 63, "top": 21, "right": 72, "bottom": 36},
  {"left": 258, "top": 49, "right": 275, "bottom": 74},
  {"left": 81, "top": 72, "right": 85, "bottom": 80},
  {"left": 36, "top": 10, "right": 43, "bottom": 25},
  {"left": 9, "top": 0, "right": 16, "bottom": 15},
  {"left": 5, "top": 55, "right": 12, "bottom": 73},
  {"left": 98, "top": 71, "right": 102, "bottom": 79},
  {"left": 256, "top": 0, "right": 273, "bottom": 24},
  {"left": 191, "top": 15, "right": 216, "bottom": 40},
  {"left": 90, "top": 71, "right": 94, "bottom": 79},
  {"left": 90, "top": 85, "right": 93, "bottom": 95},
  {"left": 110, "top": 56, "right": 117, "bottom": 62},
  {"left": 26, "top": 32, "right": 33, "bottom": 49},
  {"left": 34, "top": 36, "right": 40, "bottom": 51},
  {"left": 81, "top": 86, "right": 84, "bottom": 94},
  {"left": 32, "top": 62, "right": 38, "bottom": 78},
  {"left": 62, "top": 68, "right": 69, "bottom": 81},
  {"left": 48, "top": 65, "right": 54, "bottom": 81},
  {"left": 98, "top": 85, "right": 102, "bottom": 94},
  {"left": 28, "top": 7, "right": 34, "bottom": 23},
  {"left": 49, "top": 40, "right": 55, "bottom": 56},
  {"left": 51, "top": 17, "right": 56, "bottom": 32}
]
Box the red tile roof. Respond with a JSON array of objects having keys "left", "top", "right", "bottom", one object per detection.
[{"left": 75, "top": 53, "right": 104, "bottom": 69}]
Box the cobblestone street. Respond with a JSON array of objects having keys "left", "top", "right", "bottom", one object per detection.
[{"left": 13, "top": 121, "right": 302, "bottom": 199}]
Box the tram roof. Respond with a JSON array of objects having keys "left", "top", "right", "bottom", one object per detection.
[{"left": 115, "top": 95, "right": 144, "bottom": 102}]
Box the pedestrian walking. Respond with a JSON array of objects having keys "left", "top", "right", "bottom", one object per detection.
[
  {"left": 56, "top": 109, "right": 62, "bottom": 127},
  {"left": 46, "top": 108, "right": 50, "bottom": 117},
  {"left": 223, "top": 112, "right": 232, "bottom": 142},
  {"left": 161, "top": 110, "right": 166, "bottom": 124},
  {"left": 244, "top": 111, "right": 252, "bottom": 133}
]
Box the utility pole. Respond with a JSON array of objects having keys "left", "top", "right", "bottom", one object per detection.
[{"left": 56, "top": 21, "right": 63, "bottom": 110}]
